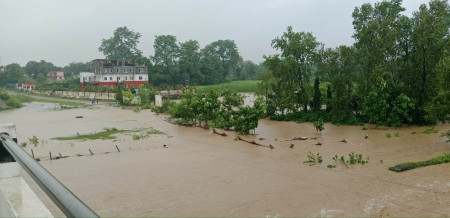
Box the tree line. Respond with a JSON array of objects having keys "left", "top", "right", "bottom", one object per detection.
[
  {"left": 0, "top": 29, "right": 263, "bottom": 89},
  {"left": 99, "top": 27, "right": 264, "bottom": 86},
  {"left": 259, "top": 0, "right": 449, "bottom": 126}
]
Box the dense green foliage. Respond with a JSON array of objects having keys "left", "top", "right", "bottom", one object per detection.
[
  {"left": 389, "top": 153, "right": 450, "bottom": 172},
  {"left": 99, "top": 26, "right": 142, "bottom": 63},
  {"left": 169, "top": 90, "right": 265, "bottom": 134},
  {"left": 0, "top": 89, "right": 32, "bottom": 110},
  {"left": 149, "top": 36, "right": 265, "bottom": 86},
  {"left": 260, "top": 0, "right": 450, "bottom": 125}
]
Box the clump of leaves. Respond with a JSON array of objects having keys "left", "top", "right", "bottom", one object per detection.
[
  {"left": 20, "top": 142, "right": 27, "bottom": 148},
  {"left": 303, "top": 152, "right": 323, "bottom": 165},
  {"left": 28, "top": 136, "right": 39, "bottom": 147},
  {"left": 362, "top": 126, "right": 367, "bottom": 130},
  {"left": 327, "top": 164, "right": 336, "bottom": 168},
  {"left": 422, "top": 127, "right": 438, "bottom": 134},
  {"left": 386, "top": 133, "right": 392, "bottom": 138},
  {"left": 133, "top": 106, "right": 142, "bottom": 112},
  {"left": 394, "top": 132, "right": 399, "bottom": 137},
  {"left": 411, "top": 131, "right": 417, "bottom": 134},
  {"left": 348, "top": 152, "right": 368, "bottom": 165},
  {"left": 313, "top": 119, "right": 325, "bottom": 134},
  {"left": 333, "top": 152, "right": 368, "bottom": 168}
]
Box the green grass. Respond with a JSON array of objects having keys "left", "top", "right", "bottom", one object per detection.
[
  {"left": 389, "top": 153, "right": 450, "bottom": 172},
  {"left": 53, "top": 127, "right": 166, "bottom": 141},
  {"left": 31, "top": 97, "right": 85, "bottom": 107},
  {"left": 53, "top": 128, "right": 128, "bottom": 141},
  {"left": 194, "top": 80, "right": 261, "bottom": 94},
  {"left": 386, "top": 133, "right": 392, "bottom": 138},
  {"left": 394, "top": 132, "right": 399, "bottom": 137}
]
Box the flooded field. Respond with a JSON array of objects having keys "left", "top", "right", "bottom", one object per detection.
[{"left": 1, "top": 101, "right": 449, "bottom": 217}]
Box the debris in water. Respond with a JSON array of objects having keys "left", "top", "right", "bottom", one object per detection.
[
  {"left": 290, "top": 143, "right": 294, "bottom": 148},
  {"left": 365, "top": 134, "right": 369, "bottom": 139},
  {"left": 75, "top": 116, "right": 83, "bottom": 118},
  {"left": 212, "top": 129, "right": 227, "bottom": 137},
  {"left": 315, "top": 142, "right": 322, "bottom": 145},
  {"left": 163, "top": 144, "right": 168, "bottom": 148}
]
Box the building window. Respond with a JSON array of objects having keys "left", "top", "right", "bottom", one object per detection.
[
  {"left": 125, "top": 77, "right": 127, "bottom": 80},
  {"left": 110, "top": 85, "right": 114, "bottom": 89},
  {"left": 130, "top": 84, "right": 134, "bottom": 89},
  {"left": 104, "top": 77, "right": 107, "bottom": 81},
  {"left": 116, "top": 69, "right": 119, "bottom": 73},
  {"left": 124, "top": 68, "right": 127, "bottom": 73},
  {"left": 129, "top": 68, "right": 132, "bottom": 72},
  {"left": 110, "top": 77, "right": 113, "bottom": 81},
  {"left": 139, "top": 76, "right": 143, "bottom": 80},
  {"left": 125, "top": 85, "right": 128, "bottom": 88},
  {"left": 109, "top": 69, "right": 112, "bottom": 73},
  {"left": 117, "top": 76, "right": 121, "bottom": 81},
  {"left": 104, "top": 69, "right": 107, "bottom": 73}
]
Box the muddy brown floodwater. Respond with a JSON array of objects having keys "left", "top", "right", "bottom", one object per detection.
[{"left": 1, "top": 101, "right": 449, "bottom": 217}]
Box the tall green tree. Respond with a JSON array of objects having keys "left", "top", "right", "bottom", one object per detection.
[
  {"left": 151, "top": 35, "right": 179, "bottom": 85},
  {"left": 265, "top": 26, "right": 320, "bottom": 112},
  {"left": 24, "top": 60, "right": 58, "bottom": 82},
  {"left": 411, "top": 0, "right": 450, "bottom": 115},
  {"left": 179, "top": 40, "right": 202, "bottom": 85},
  {"left": 1, "top": 63, "right": 24, "bottom": 85},
  {"left": 99, "top": 26, "right": 142, "bottom": 62},
  {"left": 312, "top": 78, "right": 321, "bottom": 111},
  {"left": 201, "top": 40, "right": 241, "bottom": 83}
]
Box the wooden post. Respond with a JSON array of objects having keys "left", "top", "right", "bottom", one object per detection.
[
  {"left": 115, "top": 145, "right": 120, "bottom": 152},
  {"left": 31, "top": 149, "right": 34, "bottom": 158},
  {"left": 49, "top": 152, "right": 52, "bottom": 160},
  {"left": 89, "top": 149, "right": 94, "bottom": 155}
]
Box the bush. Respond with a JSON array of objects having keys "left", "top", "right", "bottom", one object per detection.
[{"left": 6, "top": 98, "right": 22, "bottom": 108}]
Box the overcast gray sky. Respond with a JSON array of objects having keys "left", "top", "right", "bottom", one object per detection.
[{"left": 0, "top": 0, "right": 429, "bottom": 67}]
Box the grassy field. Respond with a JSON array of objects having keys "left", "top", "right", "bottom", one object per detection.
[
  {"left": 193, "top": 80, "right": 261, "bottom": 94},
  {"left": 30, "top": 97, "right": 86, "bottom": 107}
]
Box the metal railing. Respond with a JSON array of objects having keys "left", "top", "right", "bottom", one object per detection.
[{"left": 0, "top": 133, "right": 99, "bottom": 218}]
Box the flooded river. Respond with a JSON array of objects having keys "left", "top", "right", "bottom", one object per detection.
[{"left": 1, "top": 100, "right": 449, "bottom": 217}]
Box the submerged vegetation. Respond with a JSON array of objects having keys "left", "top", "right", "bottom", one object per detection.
[
  {"left": 168, "top": 89, "right": 265, "bottom": 134},
  {"left": 53, "top": 127, "right": 165, "bottom": 141},
  {"left": 389, "top": 153, "right": 450, "bottom": 172}
]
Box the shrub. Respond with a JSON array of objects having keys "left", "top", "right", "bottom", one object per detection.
[
  {"left": 303, "top": 152, "right": 323, "bottom": 164},
  {"left": 5, "top": 98, "right": 22, "bottom": 108}
]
